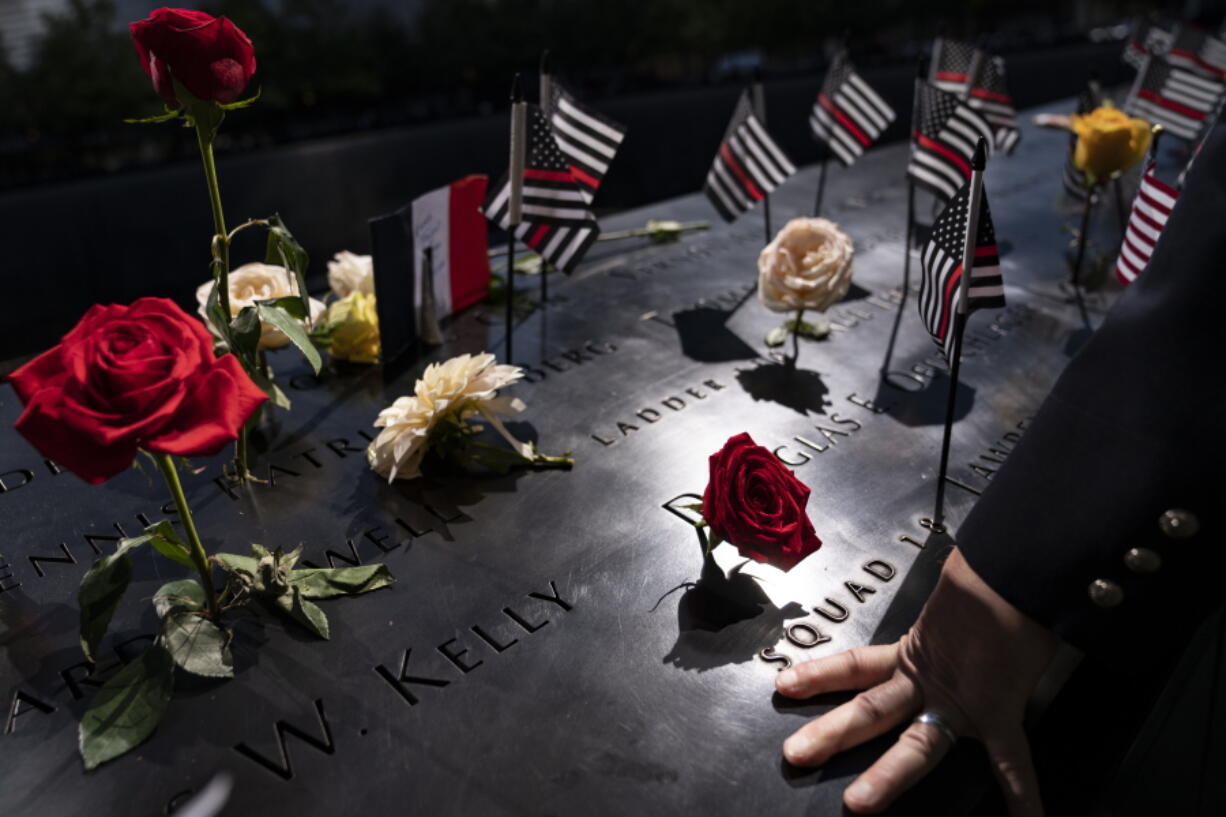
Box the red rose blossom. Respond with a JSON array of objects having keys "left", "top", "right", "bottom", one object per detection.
[
  {"left": 130, "top": 8, "right": 256, "bottom": 106},
  {"left": 6, "top": 297, "right": 266, "bottom": 485},
  {"left": 702, "top": 432, "right": 822, "bottom": 570}
]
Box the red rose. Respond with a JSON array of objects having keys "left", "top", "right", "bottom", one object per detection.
[
  {"left": 702, "top": 432, "right": 822, "bottom": 570},
  {"left": 6, "top": 298, "right": 266, "bottom": 485},
  {"left": 130, "top": 8, "right": 256, "bottom": 106}
]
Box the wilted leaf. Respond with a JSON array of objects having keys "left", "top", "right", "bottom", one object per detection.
[
  {"left": 152, "top": 579, "right": 206, "bottom": 618},
  {"left": 274, "top": 586, "right": 330, "bottom": 639},
  {"left": 764, "top": 326, "right": 789, "bottom": 347},
  {"left": 161, "top": 612, "right": 233, "bottom": 679},
  {"left": 264, "top": 214, "right": 310, "bottom": 315},
  {"left": 79, "top": 644, "right": 175, "bottom": 770},
  {"left": 290, "top": 564, "right": 395, "bottom": 599}
]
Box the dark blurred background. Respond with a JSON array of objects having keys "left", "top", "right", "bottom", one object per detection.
[{"left": 0, "top": 0, "right": 1220, "bottom": 358}]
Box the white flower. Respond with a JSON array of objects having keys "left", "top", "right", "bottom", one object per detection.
[
  {"left": 757, "top": 217, "right": 855, "bottom": 313},
  {"left": 366, "top": 352, "right": 527, "bottom": 481},
  {"left": 327, "top": 251, "right": 374, "bottom": 298},
  {"left": 196, "top": 262, "right": 326, "bottom": 350}
]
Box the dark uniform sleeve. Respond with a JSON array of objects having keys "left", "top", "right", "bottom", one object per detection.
[{"left": 957, "top": 127, "right": 1226, "bottom": 658}]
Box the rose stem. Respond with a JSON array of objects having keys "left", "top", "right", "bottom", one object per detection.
[
  {"left": 153, "top": 452, "right": 222, "bottom": 620},
  {"left": 1070, "top": 184, "right": 1094, "bottom": 288},
  {"left": 194, "top": 115, "right": 251, "bottom": 481},
  {"left": 791, "top": 308, "right": 804, "bottom": 365}
]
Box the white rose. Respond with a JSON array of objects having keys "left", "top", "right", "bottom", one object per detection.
[
  {"left": 757, "top": 217, "right": 855, "bottom": 313},
  {"left": 367, "top": 352, "right": 527, "bottom": 481},
  {"left": 327, "top": 251, "right": 374, "bottom": 298},
  {"left": 195, "top": 262, "right": 327, "bottom": 350}
]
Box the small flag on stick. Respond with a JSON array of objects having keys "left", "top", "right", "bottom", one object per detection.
[
  {"left": 1125, "top": 55, "right": 1224, "bottom": 142},
  {"left": 907, "top": 80, "right": 995, "bottom": 202},
  {"left": 1117, "top": 127, "right": 1177, "bottom": 286},
  {"left": 930, "top": 37, "right": 978, "bottom": 96},
  {"left": 702, "top": 92, "right": 797, "bottom": 222},
  {"left": 809, "top": 53, "right": 896, "bottom": 167},
  {"left": 967, "top": 54, "right": 1020, "bottom": 153},
  {"left": 483, "top": 106, "right": 600, "bottom": 275},
  {"left": 544, "top": 78, "right": 627, "bottom": 201},
  {"left": 926, "top": 137, "right": 999, "bottom": 527},
  {"left": 918, "top": 149, "right": 1005, "bottom": 361}
]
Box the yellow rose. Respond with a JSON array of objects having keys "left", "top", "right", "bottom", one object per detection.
[
  {"left": 1070, "top": 105, "right": 1152, "bottom": 182},
  {"left": 320, "top": 292, "right": 380, "bottom": 363}
]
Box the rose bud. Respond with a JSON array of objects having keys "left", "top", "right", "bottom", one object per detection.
[
  {"left": 130, "top": 8, "right": 256, "bottom": 107},
  {"left": 758, "top": 217, "right": 855, "bottom": 314},
  {"left": 1070, "top": 105, "right": 1152, "bottom": 182}
]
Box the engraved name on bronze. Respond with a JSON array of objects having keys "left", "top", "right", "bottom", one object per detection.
[{"left": 590, "top": 379, "right": 728, "bottom": 447}]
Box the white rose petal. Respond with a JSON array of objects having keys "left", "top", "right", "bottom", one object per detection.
[
  {"left": 327, "top": 251, "right": 374, "bottom": 298},
  {"left": 757, "top": 217, "right": 855, "bottom": 314},
  {"left": 195, "top": 262, "right": 326, "bottom": 350}
]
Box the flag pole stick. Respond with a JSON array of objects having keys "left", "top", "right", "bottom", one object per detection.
[
  {"left": 882, "top": 57, "right": 927, "bottom": 379},
  {"left": 505, "top": 73, "right": 526, "bottom": 365},
  {"left": 538, "top": 51, "right": 551, "bottom": 309},
  {"left": 933, "top": 137, "right": 988, "bottom": 529},
  {"left": 813, "top": 151, "right": 829, "bottom": 217},
  {"left": 753, "top": 67, "right": 771, "bottom": 244}
]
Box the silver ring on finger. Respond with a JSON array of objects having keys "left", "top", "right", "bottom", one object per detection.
[{"left": 913, "top": 711, "right": 959, "bottom": 746}]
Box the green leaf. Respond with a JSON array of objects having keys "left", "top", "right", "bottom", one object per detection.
[
  {"left": 143, "top": 520, "right": 195, "bottom": 570},
  {"left": 219, "top": 87, "right": 261, "bottom": 111},
  {"left": 791, "top": 319, "right": 832, "bottom": 341},
  {"left": 79, "top": 645, "right": 175, "bottom": 770},
  {"left": 255, "top": 302, "right": 322, "bottom": 375},
  {"left": 229, "top": 306, "right": 262, "bottom": 359},
  {"left": 274, "top": 586, "right": 330, "bottom": 639},
  {"left": 205, "top": 280, "right": 232, "bottom": 349},
  {"left": 765, "top": 326, "right": 789, "bottom": 347},
  {"left": 264, "top": 214, "right": 310, "bottom": 315},
  {"left": 180, "top": 83, "right": 225, "bottom": 144},
  {"left": 152, "top": 579, "right": 207, "bottom": 618},
  {"left": 78, "top": 536, "right": 148, "bottom": 663},
  {"left": 290, "top": 564, "right": 395, "bottom": 599},
  {"left": 261, "top": 295, "right": 308, "bottom": 321},
  {"left": 123, "top": 107, "right": 181, "bottom": 125},
  {"left": 161, "top": 612, "right": 233, "bottom": 678},
  {"left": 215, "top": 552, "right": 258, "bottom": 577}
]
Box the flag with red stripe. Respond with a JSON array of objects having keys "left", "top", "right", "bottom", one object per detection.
[
  {"left": 919, "top": 177, "right": 1005, "bottom": 361},
  {"left": 1123, "top": 19, "right": 1172, "bottom": 69},
  {"left": 907, "top": 80, "right": 996, "bottom": 202},
  {"left": 703, "top": 92, "right": 797, "bottom": 222},
  {"left": 1165, "top": 24, "right": 1226, "bottom": 81},
  {"left": 931, "top": 37, "right": 977, "bottom": 96},
  {"left": 1116, "top": 160, "right": 1180, "bottom": 285},
  {"left": 809, "top": 52, "right": 896, "bottom": 167},
  {"left": 967, "top": 54, "right": 1020, "bottom": 154},
  {"left": 1125, "top": 54, "right": 1224, "bottom": 141},
  {"left": 544, "top": 79, "right": 627, "bottom": 202},
  {"left": 482, "top": 105, "right": 600, "bottom": 274}
]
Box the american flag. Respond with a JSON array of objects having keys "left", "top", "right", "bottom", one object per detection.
[
  {"left": 1177, "top": 94, "right": 1225, "bottom": 187},
  {"left": 544, "top": 79, "right": 627, "bottom": 201},
  {"left": 907, "top": 81, "right": 995, "bottom": 201},
  {"left": 1123, "top": 19, "right": 1173, "bottom": 69},
  {"left": 967, "top": 54, "right": 1020, "bottom": 153},
  {"left": 1116, "top": 160, "right": 1179, "bottom": 285},
  {"left": 919, "top": 178, "right": 1006, "bottom": 361},
  {"left": 1166, "top": 24, "right": 1226, "bottom": 80},
  {"left": 703, "top": 92, "right": 797, "bottom": 222},
  {"left": 1063, "top": 84, "right": 1100, "bottom": 200},
  {"left": 483, "top": 105, "right": 599, "bottom": 274},
  {"left": 1125, "top": 55, "right": 1224, "bottom": 141},
  {"left": 931, "top": 37, "right": 977, "bottom": 96},
  {"left": 808, "top": 53, "right": 896, "bottom": 167}
]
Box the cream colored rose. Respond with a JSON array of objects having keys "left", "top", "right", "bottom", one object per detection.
[
  {"left": 195, "top": 262, "right": 326, "bottom": 350},
  {"left": 757, "top": 217, "right": 855, "bottom": 313},
  {"left": 367, "top": 353, "right": 527, "bottom": 481},
  {"left": 327, "top": 251, "right": 374, "bottom": 298}
]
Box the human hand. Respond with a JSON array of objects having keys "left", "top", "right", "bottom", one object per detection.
[{"left": 776, "top": 548, "right": 1058, "bottom": 815}]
